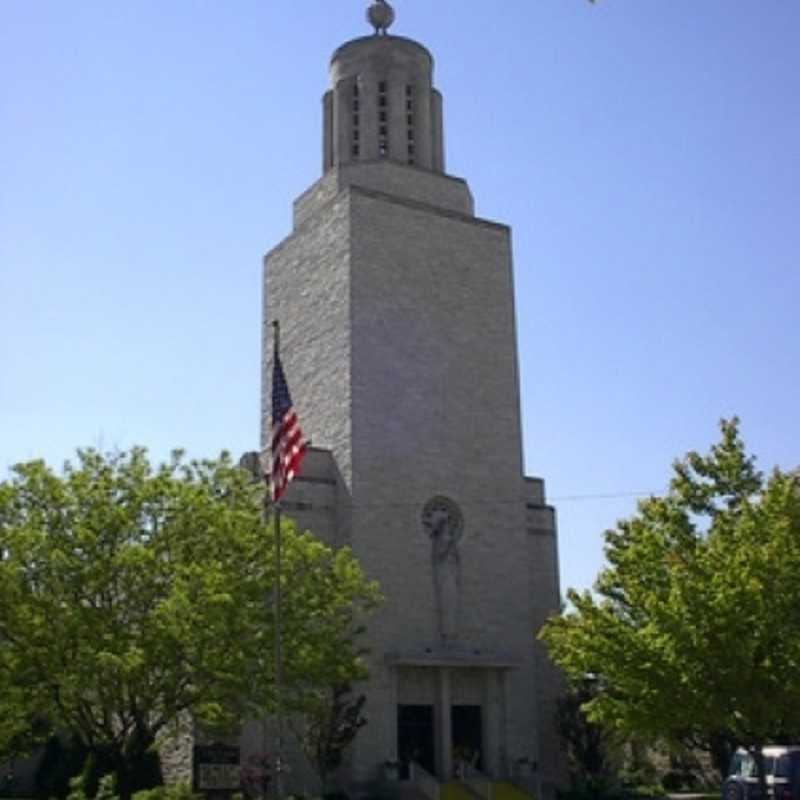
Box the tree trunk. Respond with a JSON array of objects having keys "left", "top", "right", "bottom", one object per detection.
[
  {"left": 708, "top": 733, "right": 736, "bottom": 781},
  {"left": 88, "top": 729, "right": 162, "bottom": 800},
  {"left": 317, "top": 752, "right": 330, "bottom": 799},
  {"left": 751, "top": 745, "right": 767, "bottom": 800}
]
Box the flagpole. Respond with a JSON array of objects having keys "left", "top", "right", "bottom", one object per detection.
[
  {"left": 266, "top": 319, "right": 307, "bottom": 800},
  {"left": 272, "top": 319, "right": 285, "bottom": 800},
  {"left": 273, "top": 503, "right": 284, "bottom": 800}
]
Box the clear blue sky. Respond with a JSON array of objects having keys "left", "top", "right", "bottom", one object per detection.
[{"left": 2, "top": 1, "right": 798, "bottom": 594}]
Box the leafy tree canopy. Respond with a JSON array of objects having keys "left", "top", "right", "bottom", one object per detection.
[
  {"left": 0, "top": 448, "right": 381, "bottom": 796},
  {"left": 541, "top": 419, "right": 800, "bottom": 781},
  {"left": 292, "top": 682, "right": 367, "bottom": 793}
]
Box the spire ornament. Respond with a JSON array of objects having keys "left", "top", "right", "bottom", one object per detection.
[{"left": 367, "top": 0, "right": 395, "bottom": 35}]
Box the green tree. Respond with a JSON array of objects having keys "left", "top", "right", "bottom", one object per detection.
[
  {"left": 0, "top": 448, "right": 380, "bottom": 798},
  {"left": 556, "top": 678, "right": 619, "bottom": 788},
  {"left": 541, "top": 419, "right": 800, "bottom": 798},
  {"left": 292, "top": 683, "right": 367, "bottom": 795}
]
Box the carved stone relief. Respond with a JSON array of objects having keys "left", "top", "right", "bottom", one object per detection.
[{"left": 422, "top": 495, "right": 464, "bottom": 644}]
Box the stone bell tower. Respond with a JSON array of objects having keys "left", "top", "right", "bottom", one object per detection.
[{"left": 259, "top": 2, "right": 564, "bottom": 797}]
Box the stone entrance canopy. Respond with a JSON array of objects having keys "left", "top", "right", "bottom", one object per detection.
[{"left": 386, "top": 649, "right": 520, "bottom": 781}]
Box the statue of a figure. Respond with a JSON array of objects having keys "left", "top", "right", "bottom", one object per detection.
[{"left": 422, "top": 497, "right": 463, "bottom": 643}]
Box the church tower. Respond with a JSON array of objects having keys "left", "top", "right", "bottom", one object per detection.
[{"left": 260, "top": 3, "right": 563, "bottom": 796}]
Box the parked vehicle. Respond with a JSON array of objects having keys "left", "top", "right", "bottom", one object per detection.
[{"left": 723, "top": 746, "right": 800, "bottom": 800}]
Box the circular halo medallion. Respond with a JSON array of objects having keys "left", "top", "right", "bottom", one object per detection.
[{"left": 421, "top": 495, "right": 464, "bottom": 539}]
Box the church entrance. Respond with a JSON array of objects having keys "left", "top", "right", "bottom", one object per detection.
[
  {"left": 397, "top": 704, "right": 435, "bottom": 778},
  {"left": 451, "top": 705, "right": 483, "bottom": 773}
]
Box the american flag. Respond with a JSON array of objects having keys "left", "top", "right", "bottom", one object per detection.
[{"left": 270, "top": 351, "right": 307, "bottom": 503}]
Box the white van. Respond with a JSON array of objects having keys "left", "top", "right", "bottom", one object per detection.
[{"left": 723, "top": 746, "right": 800, "bottom": 800}]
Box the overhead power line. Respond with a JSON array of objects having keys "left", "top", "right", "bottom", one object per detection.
[
  {"left": 551, "top": 489, "right": 667, "bottom": 503},
  {"left": 284, "top": 487, "right": 669, "bottom": 512}
]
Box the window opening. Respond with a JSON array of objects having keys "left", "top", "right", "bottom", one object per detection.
[
  {"left": 351, "top": 82, "right": 361, "bottom": 160},
  {"left": 405, "top": 85, "right": 415, "bottom": 163},
  {"left": 378, "top": 79, "right": 389, "bottom": 158}
]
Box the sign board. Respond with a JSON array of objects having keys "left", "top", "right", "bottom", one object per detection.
[{"left": 193, "top": 743, "right": 241, "bottom": 792}]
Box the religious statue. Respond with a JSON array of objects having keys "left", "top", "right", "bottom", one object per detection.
[{"left": 422, "top": 496, "right": 464, "bottom": 643}]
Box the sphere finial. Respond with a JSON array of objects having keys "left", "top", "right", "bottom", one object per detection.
[{"left": 367, "top": 0, "right": 395, "bottom": 35}]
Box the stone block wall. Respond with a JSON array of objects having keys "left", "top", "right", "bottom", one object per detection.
[{"left": 262, "top": 153, "right": 564, "bottom": 797}]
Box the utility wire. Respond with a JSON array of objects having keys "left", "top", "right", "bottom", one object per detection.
[
  {"left": 285, "top": 488, "right": 669, "bottom": 511},
  {"left": 551, "top": 489, "right": 667, "bottom": 503}
]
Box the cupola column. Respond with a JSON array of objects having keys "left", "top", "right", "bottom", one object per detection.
[{"left": 322, "top": 2, "right": 446, "bottom": 174}]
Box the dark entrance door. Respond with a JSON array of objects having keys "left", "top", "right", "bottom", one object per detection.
[
  {"left": 452, "top": 705, "right": 483, "bottom": 773},
  {"left": 397, "top": 704, "right": 435, "bottom": 778}
]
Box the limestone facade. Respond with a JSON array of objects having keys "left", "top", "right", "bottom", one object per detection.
[{"left": 255, "top": 16, "right": 564, "bottom": 800}]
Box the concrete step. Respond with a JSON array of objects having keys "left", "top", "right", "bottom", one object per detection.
[
  {"left": 492, "top": 782, "right": 536, "bottom": 800},
  {"left": 442, "top": 782, "right": 483, "bottom": 800}
]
